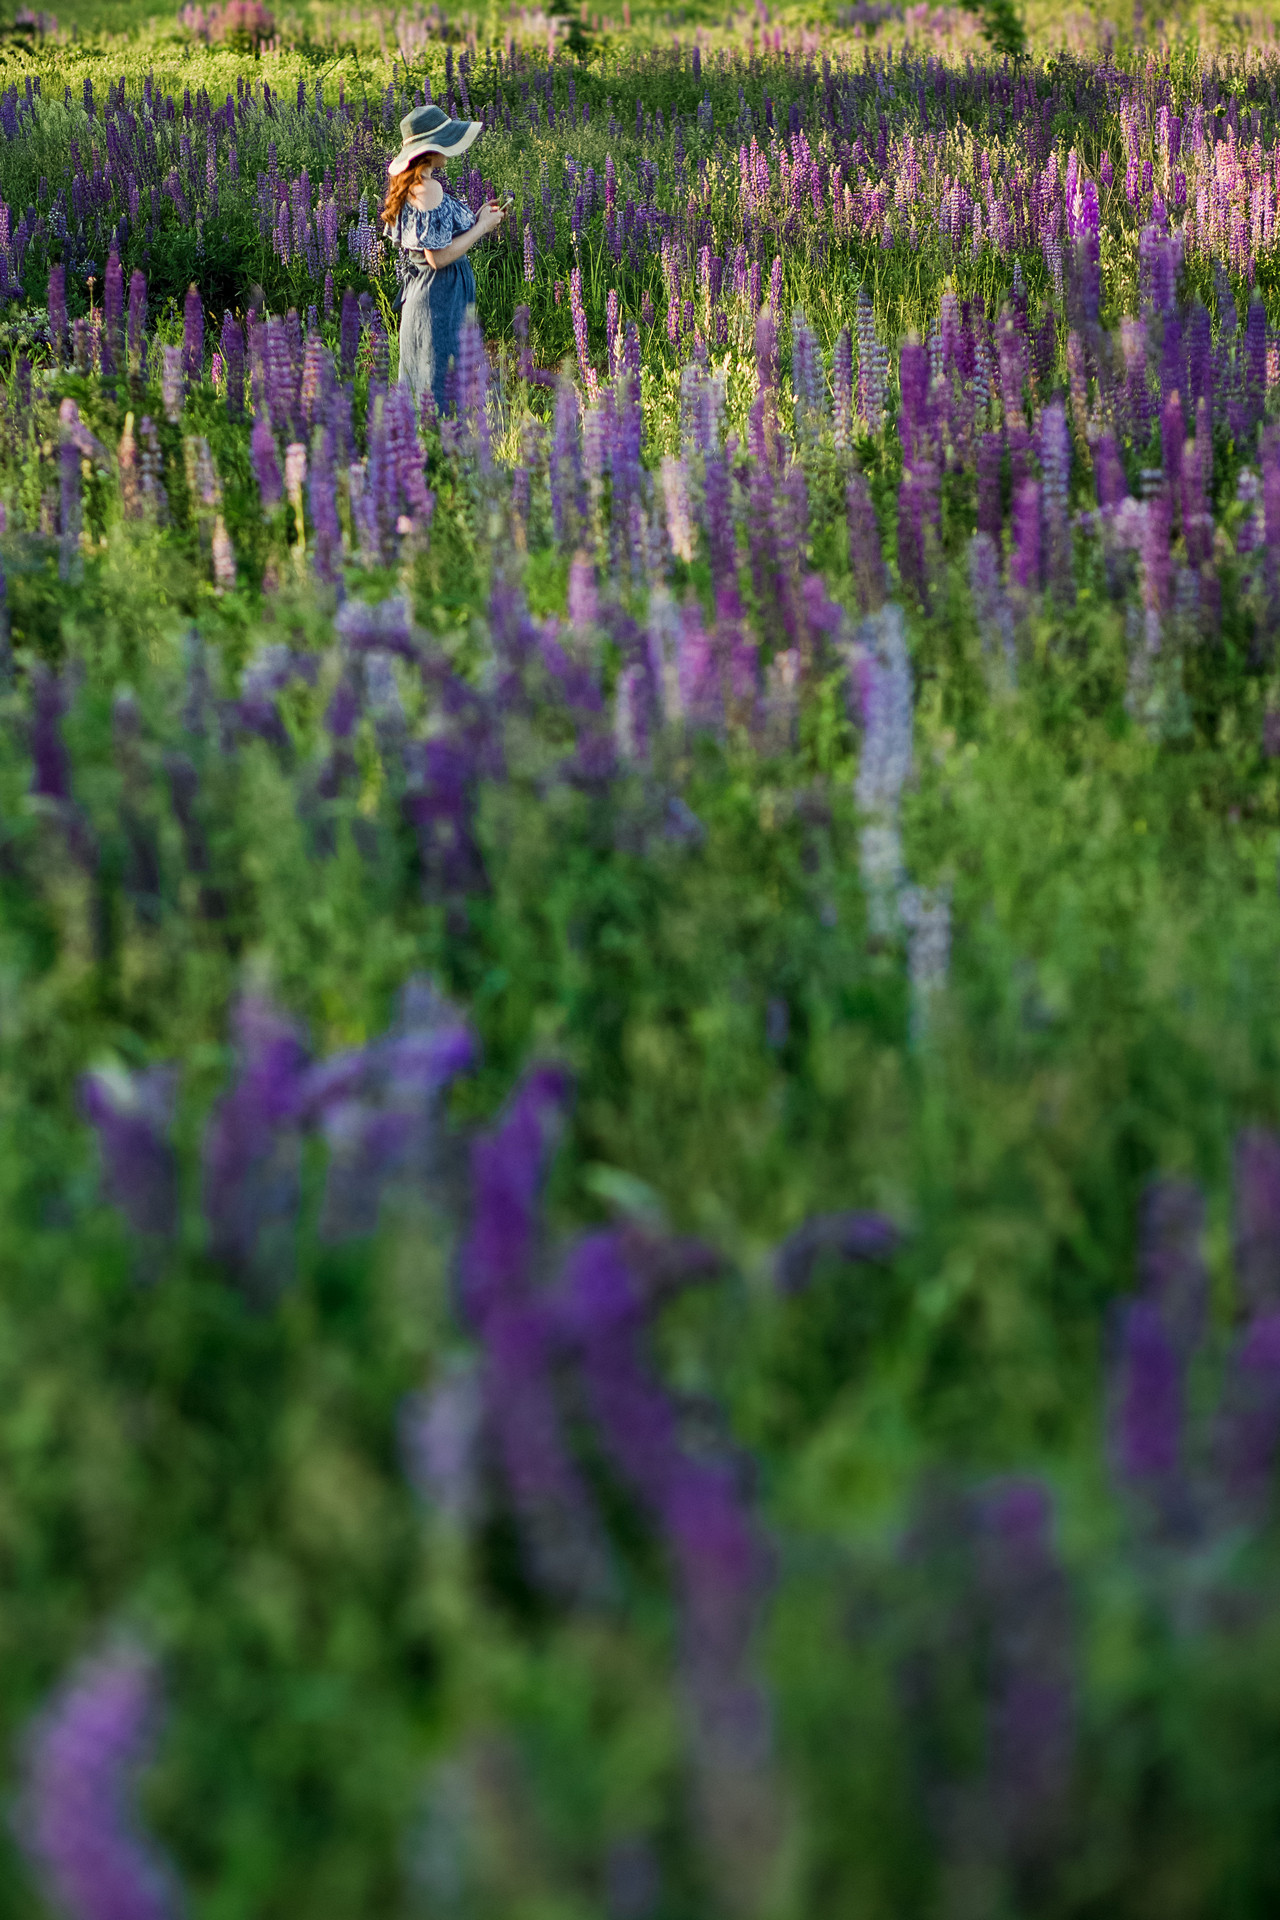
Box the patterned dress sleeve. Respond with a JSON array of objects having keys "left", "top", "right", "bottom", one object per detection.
[
  {"left": 421, "top": 198, "right": 459, "bottom": 249},
  {"left": 391, "top": 206, "right": 428, "bottom": 249}
]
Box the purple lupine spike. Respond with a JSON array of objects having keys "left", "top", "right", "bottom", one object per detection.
[
  {"left": 1215, "top": 1311, "right": 1280, "bottom": 1518},
  {"left": 569, "top": 265, "right": 594, "bottom": 395},
  {"left": 1138, "top": 1177, "right": 1208, "bottom": 1358},
  {"left": 976, "top": 1479, "right": 1074, "bottom": 1853},
  {"left": 17, "top": 1644, "right": 182, "bottom": 1920},
  {"left": 202, "top": 994, "right": 310, "bottom": 1296},
  {"left": 48, "top": 261, "right": 66, "bottom": 361},
  {"left": 1039, "top": 400, "right": 1072, "bottom": 603},
  {"left": 1141, "top": 490, "right": 1172, "bottom": 625},
  {"left": 455, "top": 312, "right": 491, "bottom": 466},
  {"left": 313, "top": 983, "right": 476, "bottom": 1242},
  {"left": 1010, "top": 479, "right": 1042, "bottom": 594},
  {"left": 339, "top": 287, "right": 360, "bottom": 378},
  {"left": 160, "top": 347, "right": 184, "bottom": 424},
  {"left": 976, "top": 430, "right": 1003, "bottom": 543},
  {"left": 1160, "top": 390, "right": 1184, "bottom": 505},
  {"left": 897, "top": 339, "right": 930, "bottom": 470},
  {"left": 101, "top": 248, "right": 123, "bottom": 377},
  {"left": 1188, "top": 301, "right": 1213, "bottom": 431},
  {"left": 1234, "top": 1130, "right": 1280, "bottom": 1315},
  {"left": 400, "top": 1357, "right": 484, "bottom": 1525},
  {"left": 550, "top": 377, "right": 583, "bottom": 547},
  {"left": 308, "top": 428, "right": 341, "bottom": 584},
  {"left": 555, "top": 1229, "right": 769, "bottom": 1664},
  {"left": 774, "top": 1211, "right": 899, "bottom": 1293},
  {"left": 220, "top": 312, "right": 244, "bottom": 418},
  {"left": 970, "top": 533, "right": 1016, "bottom": 672},
  {"left": 182, "top": 284, "right": 203, "bottom": 384},
  {"left": 401, "top": 738, "right": 486, "bottom": 898},
  {"left": 127, "top": 270, "right": 147, "bottom": 374},
  {"left": 251, "top": 416, "right": 282, "bottom": 509},
  {"left": 754, "top": 303, "right": 777, "bottom": 398},
  {"left": 896, "top": 471, "right": 926, "bottom": 606},
  {"left": 457, "top": 1065, "right": 611, "bottom": 1600},
  {"left": 459, "top": 1063, "right": 572, "bottom": 1327},
  {"left": 383, "top": 384, "right": 434, "bottom": 525},
  {"left": 847, "top": 472, "right": 886, "bottom": 614},
  {"left": 30, "top": 664, "right": 71, "bottom": 800},
  {"left": 1094, "top": 433, "right": 1128, "bottom": 510},
  {"left": 1111, "top": 1298, "right": 1183, "bottom": 1483},
  {"left": 1182, "top": 432, "right": 1212, "bottom": 570},
  {"left": 1245, "top": 298, "right": 1267, "bottom": 432},
  {"left": 833, "top": 327, "right": 853, "bottom": 449},
  {"left": 79, "top": 1066, "right": 179, "bottom": 1241}
]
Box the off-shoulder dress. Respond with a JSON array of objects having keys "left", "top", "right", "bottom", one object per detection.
[{"left": 389, "top": 190, "right": 477, "bottom": 413}]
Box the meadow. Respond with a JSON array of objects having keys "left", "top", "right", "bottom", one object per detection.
[{"left": 5, "top": 0, "right": 1280, "bottom": 1911}]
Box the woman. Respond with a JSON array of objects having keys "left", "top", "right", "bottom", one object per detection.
[{"left": 382, "top": 103, "right": 506, "bottom": 414}]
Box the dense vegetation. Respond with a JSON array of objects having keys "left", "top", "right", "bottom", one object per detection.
[{"left": 6, "top": 0, "right": 1280, "bottom": 1914}]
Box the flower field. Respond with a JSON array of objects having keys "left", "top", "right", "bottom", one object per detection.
[{"left": 9, "top": 0, "right": 1280, "bottom": 1911}]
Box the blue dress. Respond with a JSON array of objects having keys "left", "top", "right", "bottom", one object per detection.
[{"left": 390, "top": 192, "right": 476, "bottom": 415}]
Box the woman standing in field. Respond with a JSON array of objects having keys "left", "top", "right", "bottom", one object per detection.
[{"left": 382, "top": 104, "right": 506, "bottom": 414}]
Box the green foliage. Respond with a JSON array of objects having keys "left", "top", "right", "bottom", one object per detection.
[{"left": 4, "top": 2, "right": 1280, "bottom": 1916}]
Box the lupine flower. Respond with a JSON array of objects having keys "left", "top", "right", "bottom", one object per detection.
[
  {"left": 80, "top": 1065, "right": 179, "bottom": 1241},
  {"left": 976, "top": 430, "right": 1003, "bottom": 543},
  {"left": 202, "top": 994, "right": 310, "bottom": 1298},
  {"left": 847, "top": 472, "right": 886, "bottom": 613},
  {"left": 339, "top": 287, "right": 360, "bottom": 376},
  {"left": 969, "top": 532, "right": 1016, "bottom": 677},
  {"left": 101, "top": 248, "right": 122, "bottom": 377},
  {"left": 219, "top": 312, "right": 244, "bottom": 417},
  {"left": 569, "top": 266, "right": 596, "bottom": 397},
  {"left": 308, "top": 979, "right": 476, "bottom": 1240},
  {"left": 1112, "top": 1298, "right": 1183, "bottom": 1485},
  {"left": 30, "top": 663, "right": 71, "bottom": 801},
  {"left": 1234, "top": 1130, "right": 1280, "bottom": 1316},
  {"left": 17, "top": 1644, "right": 182, "bottom": 1920},
  {"left": 1138, "top": 1178, "right": 1208, "bottom": 1359},
  {"left": 401, "top": 1357, "right": 485, "bottom": 1526},
  {"left": 47, "top": 261, "right": 66, "bottom": 360},
  {"left": 457, "top": 1065, "right": 611, "bottom": 1601},
  {"left": 774, "top": 1210, "right": 899, "bottom": 1293},
  {"left": 1010, "top": 479, "right": 1042, "bottom": 595},
  {"left": 976, "top": 1480, "right": 1074, "bottom": 1855},
  {"left": 160, "top": 346, "right": 183, "bottom": 424},
  {"left": 833, "top": 327, "right": 853, "bottom": 448},
  {"left": 901, "top": 882, "right": 952, "bottom": 1031},
  {"left": 853, "top": 601, "right": 912, "bottom": 933},
  {"left": 1039, "top": 400, "right": 1072, "bottom": 603},
  {"left": 251, "top": 415, "right": 283, "bottom": 510}
]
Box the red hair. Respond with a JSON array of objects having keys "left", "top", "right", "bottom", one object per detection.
[{"left": 381, "top": 153, "right": 437, "bottom": 232}]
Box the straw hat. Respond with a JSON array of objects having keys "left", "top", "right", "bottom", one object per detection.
[{"left": 388, "top": 103, "right": 482, "bottom": 176}]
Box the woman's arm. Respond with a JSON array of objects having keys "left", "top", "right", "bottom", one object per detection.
[{"left": 424, "top": 202, "right": 505, "bottom": 270}]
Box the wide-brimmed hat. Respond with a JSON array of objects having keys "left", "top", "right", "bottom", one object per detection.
[{"left": 388, "top": 103, "right": 482, "bottom": 176}]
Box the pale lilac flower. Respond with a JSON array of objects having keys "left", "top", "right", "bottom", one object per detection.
[
  {"left": 17, "top": 1645, "right": 182, "bottom": 1920},
  {"left": 79, "top": 1066, "right": 179, "bottom": 1241}
]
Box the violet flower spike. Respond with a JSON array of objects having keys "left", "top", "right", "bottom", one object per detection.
[
  {"left": 17, "top": 1644, "right": 182, "bottom": 1920},
  {"left": 1235, "top": 1130, "right": 1280, "bottom": 1316},
  {"left": 80, "top": 1066, "right": 180, "bottom": 1241}
]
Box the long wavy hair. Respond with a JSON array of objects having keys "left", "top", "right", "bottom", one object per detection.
[{"left": 381, "top": 153, "right": 438, "bottom": 233}]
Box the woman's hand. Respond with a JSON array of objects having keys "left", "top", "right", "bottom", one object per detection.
[{"left": 474, "top": 200, "right": 506, "bottom": 236}]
